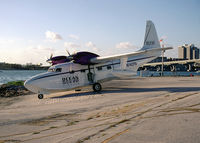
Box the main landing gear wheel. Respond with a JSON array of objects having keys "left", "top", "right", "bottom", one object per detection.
[
  {"left": 93, "top": 83, "right": 102, "bottom": 92},
  {"left": 38, "top": 94, "right": 44, "bottom": 99}
]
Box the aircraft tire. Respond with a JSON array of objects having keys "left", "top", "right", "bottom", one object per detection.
[
  {"left": 38, "top": 94, "right": 44, "bottom": 99},
  {"left": 93, "top": 83, "right": 102, "bottom": 92}
]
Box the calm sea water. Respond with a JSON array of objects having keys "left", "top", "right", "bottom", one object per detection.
[{"left": 0, "top": 70, "right": 46, "bottom": 85}]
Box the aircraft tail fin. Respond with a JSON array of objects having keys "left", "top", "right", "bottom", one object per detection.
[{"left": 140, "top": 20, "right": 161, "bottom": 50}]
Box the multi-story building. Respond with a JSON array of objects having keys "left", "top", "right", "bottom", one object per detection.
[
  {"left": 178, "top": 44, "right": 199, "bottom": 60},
  {"left": 178, "top": 46, "right": 187, "bottom": 59}
]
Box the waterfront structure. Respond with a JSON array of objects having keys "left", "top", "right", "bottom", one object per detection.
[
  {"left": 139, "top": 57, "right": 200, "bottom": 72},
  {"left": 138, "top": 44, "right": 200, "bottom": 74},
  {"left": 178, "top": 44, "right": 199, "bottom": 60}
]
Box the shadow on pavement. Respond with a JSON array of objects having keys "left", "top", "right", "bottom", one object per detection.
[{"left": 51, "top": 86, "right": 200, "bottom": 99}]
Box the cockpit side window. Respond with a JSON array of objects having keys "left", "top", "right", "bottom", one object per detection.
[
  {"left": 48, "top": 68, "right": 62, "bottom": 72},
  {"left": 48, "top": 68, "right": 54, "bottom": 72},
  {"left": 56, "top": 68, "right": 62, "bottom": 72}
]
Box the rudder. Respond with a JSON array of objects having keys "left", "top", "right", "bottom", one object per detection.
[{"left": 141, "top": 20, "right": 160, "bottom": 50}]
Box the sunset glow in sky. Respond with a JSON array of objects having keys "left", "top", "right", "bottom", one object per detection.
[{"left": 0, "top": 0, "right": 199, "bottom": 65}]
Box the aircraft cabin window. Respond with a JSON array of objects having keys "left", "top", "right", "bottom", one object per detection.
[
  {"left": 97, "top": 67, "right": 102, "bottom": 71},
  {"left": 56, "top": 68, "right": 62, "bottom": 72},
  {"left": 107, "top": 65, "right": 112, "bottom": 70}
]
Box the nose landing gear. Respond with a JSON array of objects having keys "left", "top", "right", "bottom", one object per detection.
[{"left": 38, "top": 94, "right": 44, "bottom": 99}]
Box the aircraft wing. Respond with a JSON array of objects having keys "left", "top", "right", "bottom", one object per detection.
[{"left": 90, "top": 47, "right": 172, "bottom": 64}]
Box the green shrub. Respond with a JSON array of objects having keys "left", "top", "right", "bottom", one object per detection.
[{"left": 6, "top": 81, "right": 24, "bottom": 86}]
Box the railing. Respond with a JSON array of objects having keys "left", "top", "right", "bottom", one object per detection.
[{"left": 137, "top": 71, "right": 200, "bottom": 77}]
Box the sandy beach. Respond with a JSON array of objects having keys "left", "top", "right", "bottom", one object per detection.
[{"left": 0, "top": 77, "right": 200, "bottom": 143}]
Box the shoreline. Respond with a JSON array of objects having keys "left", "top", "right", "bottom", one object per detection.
[{"left": 0, "top": 81, "right": 32, "bottom": 98}]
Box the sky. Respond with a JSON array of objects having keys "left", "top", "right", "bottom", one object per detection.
[{"left": 0, "top": 0, "right": 199, "bottom": 65}]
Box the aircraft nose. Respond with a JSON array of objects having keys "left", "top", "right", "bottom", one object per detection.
[
  {"left": 24, "top": 79, "right": 38, "bottom": 93},
  {"left": 24, "top": 79, "right": 32, "bottom": 90}
]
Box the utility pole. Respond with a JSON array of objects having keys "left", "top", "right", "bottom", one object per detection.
[
  {"left": 160, "top": 39, "right": 164, "bottom": 77},
  {"left": 161, "top": 47, "right": 164, "bottom": 76}
]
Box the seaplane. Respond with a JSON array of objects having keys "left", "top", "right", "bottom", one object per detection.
[{"left": 24, "top": 20, "right": 172, "bottom": 99}]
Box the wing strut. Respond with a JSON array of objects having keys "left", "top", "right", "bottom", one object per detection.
[{"left": 120, "top": 57, "right": 128, "bottom": 70}]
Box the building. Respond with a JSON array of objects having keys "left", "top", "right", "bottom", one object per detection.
[
  {"left": 138, "top": 44, "right": 200, "bottom": 73},
  {"left": 193, "top": 47, "right": 199, "bottom": 59},
  {"left": 178, "top": 46, "right": 187, "bottom": 59},
  {"left": 178, "top": 44, "right": 199, "bottom": 60}
]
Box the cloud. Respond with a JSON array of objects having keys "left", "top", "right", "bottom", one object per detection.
[
  {"left": 64, "top": 42, "right": 81, "bottom": 53},
  {"left": 68, "top": 34, "right": 79, "bottom": 40},
  {"left": 23, "top": 45, "right": 68, "bottom": 65},
  {"left": 21, "top": 45, "right": 58, "bottom": 65},
  {"left": 27, "top": 45, "right": 54, "bottom": 52},
  {"left": 85, "top": 41, "right": 95, "bottom": 48},
  {"left": 0, "top": 39, "right": 15, "bottom": 44},
  {"left": 85, "top": 41, "right": 99, "bottom": 52},
  {"left": 116, "top": 42, "right": 136, "bottom": 49},
  {"left": 0, "top": 45, "right": 50, "bottom": 65},
  {"left": 45, "top": 30, "right": 62, "bottom": 42},
  {"left": 64, "top": 42, "right": 80, "bottom": 49}
]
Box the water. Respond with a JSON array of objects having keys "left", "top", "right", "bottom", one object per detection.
[{"left": 0, "top": 70, "right": 46, "bottom": 85}]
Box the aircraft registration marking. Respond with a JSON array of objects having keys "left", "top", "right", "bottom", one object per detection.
[
  {"left": 62, "top": 76, "right": 79, "bottom": 85},
  {"left": 145, "top": 41, "right": 155, "bottom": 45}
]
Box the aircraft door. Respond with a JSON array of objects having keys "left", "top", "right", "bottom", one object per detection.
[{"left": 87, "top": 65, "right": 95, "bottom": 84}]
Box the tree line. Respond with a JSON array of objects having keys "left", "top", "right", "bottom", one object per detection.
[{"left": 0, "top": 63, "right": 49, "bottom": 70}]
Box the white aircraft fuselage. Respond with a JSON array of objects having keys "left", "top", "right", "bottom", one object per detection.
[
  {"left": 24, "top": 20, "right": 172, "bottom": 99},
  {"left": 24, "top": 52, "right": 157, "bottom": 94}
]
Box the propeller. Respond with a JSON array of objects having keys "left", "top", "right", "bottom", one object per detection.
[
  {"left": 66, "top": 49, "right": 74, "bottom": 60},
  {"left": 46, "top": 50, "right": 99, "bottom": 66},
  {"left": 66, "top": 49, "right": 71, "bottom": 56},
  {"left": 46, "top": 53, "right": 53, "bottom": 63},
  {"left": 50, "top": 53, "right": 53, "bottom": 59}
]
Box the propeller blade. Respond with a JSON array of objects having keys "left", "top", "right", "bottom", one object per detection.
[
  {"left": 45, "top": 56, "right": 48, "bottom": 60},
  {"left": 46, "top": 53, "right": 53, "bottom": 64},
  {"left": 50, "top": 53, "right": 53, "bottom": 59},
  {"left": 66, "top": 49, "right": 71, "bottom": 56}
]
